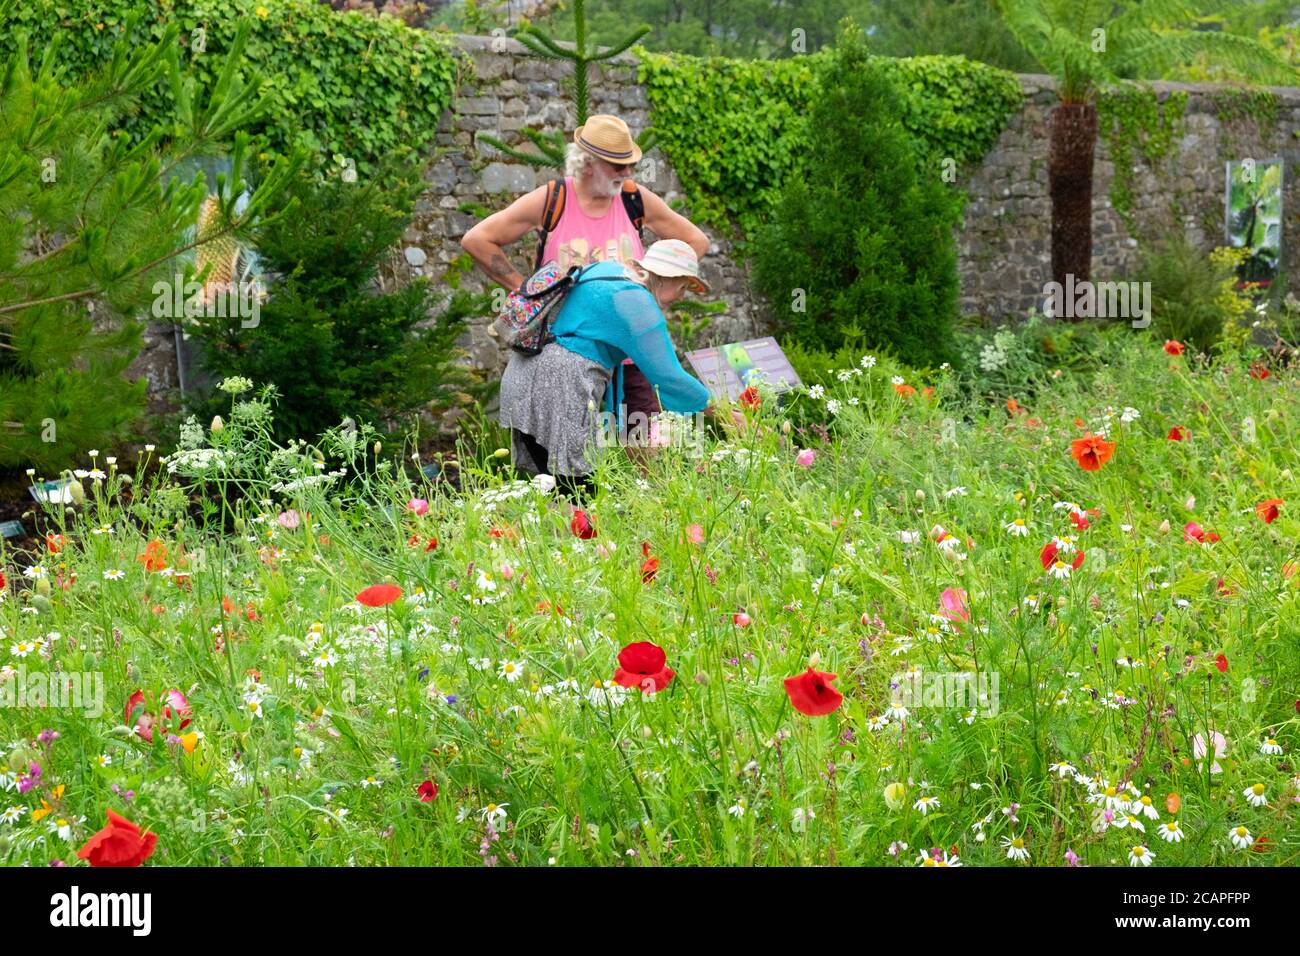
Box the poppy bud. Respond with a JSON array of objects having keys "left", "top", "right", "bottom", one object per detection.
[
  {"left": 1281, "top": 469, "right": 1292, "bottom": 481},
  {"left": 808, "top": 651, "right": 821, "bottom": 667},
  {"left": 915, "top": 490, "right": 925, "bottom": 501},
  {"left": 35, "top": 577, "right": 51, "bottom": 598},
  {"left": 883, "top": 782, "right": 906, "bottom": 811},
  {"left": 210, "top": 415, "right": 225, "bottom": 432},
  {"left": 1158, "top": 519, "right": 1170, "bottom": 534},
  {"left": 694, "top": 672, "right": 709, "bottom": 685},
  {"left": 373, "top": 441, "right": 382, "bottom": 455},
  {"left": 781, "top": 420, "right": 792, "bottom": 435},
  {"left": 640, "top": 725, "right": 653, "bottom": 739}
]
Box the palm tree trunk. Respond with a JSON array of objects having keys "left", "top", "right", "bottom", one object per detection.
[{"left": 1048, "top": 101, "right": 1097, "bottom": 307}]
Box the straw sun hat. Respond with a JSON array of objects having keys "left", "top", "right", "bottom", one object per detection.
[{"left": 574, "top": 114, "right": 643, "bottom": 166}]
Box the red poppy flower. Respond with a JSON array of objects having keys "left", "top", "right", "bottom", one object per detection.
[
  {"left": 570, "top": 509, "right": 597, "bottom": 539},
  {"left": 1216, "top": 578, "right": 1236, "bottom": 597},
  {"left": 1167, "top": 426, "right": 1187, "bottom": 441},
  {"left": 733, "top": 611, "right": 751, "bottom": 628},
  {"left": 1214, "top": 653, "right": 1229, "bottom": 673},
  {"left": 1251, "top": 835, "right": 1271, "bottom": 853},
  {"left": 1163, "top": 340, "right": 1185, "bottom": 356},
  {"left": 1069, "top": 511, "right": 1090, "bottom": 531},
  {"left": 77, "top": 809, "right": 157, "bottom": 867},
  {"left": 739, "top": 386, "right": 761, "bottom": 410},
  {"left": 1249, "top": 362, "right": 1270, "bottom": 380},
  {"left": 783, "top": 668, "right": 843, "bottom": 717},
  {"left": 639, "top": 542, "right": 659, "bottom": 584},
  {"left": 45, "top": 532, "right": 65, "bottom": 554},
  {"left": 1040, "top": 540, "right": 1085, "bottom": 571},
  {"left": 357, "top": 583, "right": 402, "bottom": 607},
  {"left": 0, "top": 569, "right": 6, "bottom": 590},
  {"left": 1256, "top": 499, "right": 1283, "bottom": 524},
  {"left": 408, "top": 534, "right": 438, "bottom": 552},
  {"left": 1184, "top": 522, "right": 1205, "bottom": 543},
  {"left": 1070, "top": 433, "right": 1116, "bottom": 472},
  {"left": 613, "top": 641, "right": 675, "bottom": 692},
  {"left": 417, "top": 780, "right": 439, "bottom": 803},
  {"left": 1295, "top": 699, "right": 1300, "bottom": 716}
]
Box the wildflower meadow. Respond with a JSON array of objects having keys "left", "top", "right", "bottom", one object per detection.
[{"left": 2, "top": 336, "right": 1297, "bottom": 870}]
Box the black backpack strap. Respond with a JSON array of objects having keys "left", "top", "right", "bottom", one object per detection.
[
  {"left": 535, "top": 178, "right": 567, "bottom": 273},
  {"left": 621, "top": 180, "right": 645, "bottom": 242}
]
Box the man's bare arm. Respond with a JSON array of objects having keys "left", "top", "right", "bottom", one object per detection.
[
  {"left": 640, "top": 187, "right": 710, "bottom": 260},
  {"left": 460, "top": 186, "right": 548, "bottom": 290}
]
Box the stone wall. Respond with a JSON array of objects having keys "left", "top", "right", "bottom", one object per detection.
[
  {"left": 131, "top": 35, "right": 1300, "bottom": 405},
  {"left": 960, "top": 75, "right": 1300, "bottom": 319}
]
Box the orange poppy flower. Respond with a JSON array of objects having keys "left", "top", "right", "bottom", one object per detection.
[
  {"left": 1163, "top": 340, "right": 1185, "bottom": 356},
  {"left": 1070, "top": 433, "right": 1116, "bottom": 472},
  {"left": 137, "top": 539, "right": 168, "bottom": 572}
]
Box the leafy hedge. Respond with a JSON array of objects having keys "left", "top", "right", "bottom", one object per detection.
[
  {"left": 636, "top": 47, "right": 1023, "bottom": 247},
  {"left": 0, "top": 0, "right": 460, "bottom": 171}
]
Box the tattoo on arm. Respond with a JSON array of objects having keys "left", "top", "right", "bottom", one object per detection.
[{"left": 484, "top": 250, "right": 523, "bottom": 290}]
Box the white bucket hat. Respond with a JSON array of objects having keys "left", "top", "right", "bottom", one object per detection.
[{"left": 634, "top": 239, "right": 709, "bottom": 294}]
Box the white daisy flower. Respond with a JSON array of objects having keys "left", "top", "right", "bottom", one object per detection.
[
  {"left": 1228, "top": 825, "right": 1254, "bottom": 850},
  {"left": 1128, "top": 845, "right": 1154, "bottom": 867},
  {"left": 913, "top": 795, "right": 940, "bottom": 815},
  {"left": 1001, "top": 835, "right": 1030, "bottom": 861},
  {"left": 1157, "top": 820, "right": 1184, "bottom": 843},
  {"left": 1243, "top": 783, "right": 1268, "bottom": 808},
  {"left": 1260, "top": 738, "right": 1283, "bottom": 756}
]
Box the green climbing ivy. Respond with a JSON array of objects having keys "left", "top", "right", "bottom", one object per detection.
[
  {"left": 1096, "top": 84, "right": 1189, "bottom": 234},
  {"left": 636, "top": 47, "right": 1022, "bottom": 246},
  {"left": 0, "top": 0, "right": 460, "bottom": 173}
]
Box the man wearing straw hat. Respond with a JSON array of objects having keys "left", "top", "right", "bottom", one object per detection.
[{"left": 462, "top": 114, "right": 711, "bottom": 445}]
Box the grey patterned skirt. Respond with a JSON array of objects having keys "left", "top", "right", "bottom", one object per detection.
[{"left": 499, "top": 342, "right": 613, "bottom": 477}]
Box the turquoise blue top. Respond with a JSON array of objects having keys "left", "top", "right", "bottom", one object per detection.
[{"left": 548, "top": 260, "right": 711, "bottom": 420}]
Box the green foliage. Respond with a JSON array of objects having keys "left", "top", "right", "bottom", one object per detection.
[
  {"left": 1095, "top": 85, "right": 1188, "bottom": 233},
  {"left": 185, "top": 161, "right": 488, "bottom": 445},
  {"left": 994, "top": 0, "right": 1296, "bottom": 103},
  {"left": 955, "top": 314, "right": 1123, "bottom": 401},
  {"left": 0, "top": 16, "right": 298, "bottom": 474},
  {"left": 637, "top": 43, "right": 1022, "bottom": 247},
  {"left": 524, "top": 0, "right": 871, "bottom": 59},
  {"left": 864, "top": 0, "right": 1039, "bottom": 72},
  {"left": 748, "top": 30, "right": 964, "bottom": 369},
  {"left": 1140, "top": 237, "right": 1253, "bottom": 353},
  {"left": 0, "top": 0, "right": 459, "bottom": 174}
]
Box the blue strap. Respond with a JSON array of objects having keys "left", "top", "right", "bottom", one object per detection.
[{"left": 604, "top": 363, "right": 626, "bottom": 436}]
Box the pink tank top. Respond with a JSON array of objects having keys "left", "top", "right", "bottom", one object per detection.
[{"left": 541, "top": 177, "right": 644, "bottom": 271}]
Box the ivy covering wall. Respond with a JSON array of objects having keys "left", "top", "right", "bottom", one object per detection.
[
  {"left": 636, "top": 48, "right": 1024, "bottom": 245},
  {"left": 0, "top": 0, "right": 460, "bottom": 172}
]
